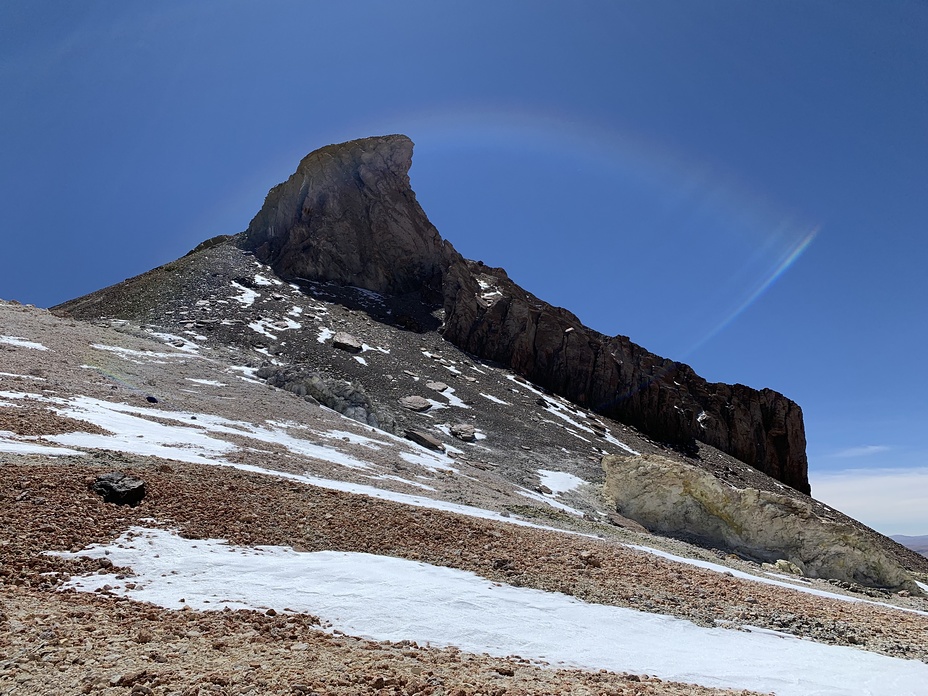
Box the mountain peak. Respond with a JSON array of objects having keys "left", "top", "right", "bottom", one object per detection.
[
  {"left": 57, "top": 135, "right": 809, "bottom": 493},
  {"left": 243, "top": 134, "right": 458, "bottom": 296}
]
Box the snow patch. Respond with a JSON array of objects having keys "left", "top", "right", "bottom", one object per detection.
[
  {"left": 537, "top": 470, "right": 586, "bottom": 495},
  {"left": 317, "top": 327, "right": 334, "bottom": 344},
  {"left": 479, "top": 393, "right": 510, "bottom": 406},
  {"left": 0, "top": 434, "right": 84, "bottom": 456},
  {"left": 254, "top": 274, "right": 280, "bottom": 286},
  {"left": 230, "top": 282, "right": 260, "bottom": 307},
  {"left": 0, "top": 335, "right": 48, "bottom": 351},
  {"left": 0, "top": 372, "right": 46, "bottom": 381},
  {"left": 55, "top": 528, "right": 928, "bottom": 696}
]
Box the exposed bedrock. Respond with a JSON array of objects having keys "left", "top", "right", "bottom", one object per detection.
[
  {"left": 243, "top": 134, "right": 462, "bottom": 297},
  {"left": 242, "top": 134, "right": 809, "bottom": 493},
  {"left": 602, "top": 454, "right": 919, "bottom": 593}
]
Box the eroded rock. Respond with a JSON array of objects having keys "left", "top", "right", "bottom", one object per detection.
[
  {"left": 258, "top": 366, "right": 394, "bottom": 431},
  {"left": 332, "top": 331, "right": 363, "bottom": 353},
  {"left": 450, "top": 423, "right": 476, "bottom": 442},
  {"left": 602, "top": 454, "right": 919, "bottom": 592}
]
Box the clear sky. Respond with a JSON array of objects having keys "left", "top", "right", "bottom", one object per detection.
[{"left": 1, "top": 1, "right": 926, "bottom": 535}]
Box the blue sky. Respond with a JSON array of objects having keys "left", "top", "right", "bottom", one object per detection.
[{"left": 2, "top": 1, "right": 926, "bottom": 534}]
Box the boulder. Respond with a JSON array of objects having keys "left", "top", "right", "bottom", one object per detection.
[
  {"left": 90, "top": 472, "right": 146, "bottom": 506},
  {"left": 332, "top": 331, "right": 363, "bottom": 353},
  {"left": 405, "top": 429, "right": 445, "bottom": 451},
  {"left": 399, "top": 395, "right": 432, "bottom": 412},
  {"left": 425, "top": 381, "right": 449, "bottom": 392},
  {"left": 450, "top": 423, "right": 476, "bottom": 442},
  {"left": 602, "top": 454, "right": 919, "bottom": 592}
]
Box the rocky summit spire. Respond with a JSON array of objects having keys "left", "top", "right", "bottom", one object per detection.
[
  {"left": 244, "top": 134, "right": 810, "bottom": 493},
  {"left": 243, "top": 134, "right": 461, "bottom": 296}
]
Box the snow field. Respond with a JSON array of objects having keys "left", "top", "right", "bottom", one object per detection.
[{"left": 55, "top": 527, "right": 928, "bottom": 696}]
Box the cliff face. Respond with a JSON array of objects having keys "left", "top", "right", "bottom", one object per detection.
[
  {"left": 243, "top": 134, "right": 462, "bottom": 297},
  {"left": 241, "top": 135, "right": 810, "bottom": 493}
]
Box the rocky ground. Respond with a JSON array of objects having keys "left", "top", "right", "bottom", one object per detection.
[{"left": 3, "top": 300, "right": 928, "bottom": 695}]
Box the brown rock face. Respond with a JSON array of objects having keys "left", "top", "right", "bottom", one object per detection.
[
  {"left": 442, "top": 262, "right": 810, "bottom": 492},
  {"left": 243, "top": 134, "right": 461, "bottom": 296},
  {"left": 242, "top": 135, "right": 810, "bottom": 493}
]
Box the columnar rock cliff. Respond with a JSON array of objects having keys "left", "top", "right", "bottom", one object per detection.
[{"left": 241, "top": 135, "right": 810, "bottom": 493}]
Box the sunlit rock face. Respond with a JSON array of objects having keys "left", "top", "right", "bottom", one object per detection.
[{"left": 602, "top": 454, "right": 919, "bottom": 592}]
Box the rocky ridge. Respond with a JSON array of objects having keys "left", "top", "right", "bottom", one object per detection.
[{"left": 237, "top": 135, "right": 808, "bottom": 492}]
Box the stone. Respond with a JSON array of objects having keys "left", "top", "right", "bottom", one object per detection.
[
  {"left": 404, "top": 429, "right": 445, "bottom": 451},
  {"left": 243, "top": 135, "right": 458, "bottom": 296},
  {"left": 90, "top": 472, "right": 146, "bottom": 506},
  {"left": 450, "top": 423, "right": 476, "bottom": 442},
  {"left": 425, "top": 381, "right": 448, "bottom": 392},
  {"left": 602, "top": 454, "right": 919, "bottom": 592},
  {"left": 399, "top": 395, "right": 432, "bottom": 412},
  {"left": 332, "top": 331, "right": 363, "bottom": 353}
]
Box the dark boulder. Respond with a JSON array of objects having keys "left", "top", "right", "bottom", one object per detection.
[{"left": 91, "top": 472, "right": 146, "bottom": 506}]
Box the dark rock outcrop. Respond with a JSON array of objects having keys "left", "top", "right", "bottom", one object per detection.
[
  {"left": 257, "top": 365, "right": 395, "bottom": 431},
  {"left": 90, "top": 472, "right": 146, "bottom": 506},
  {"left": 442, "top": 261, "right": 810, "bottom": 492},
  {"left": 240, "top": 135, "right": 809, "bottom": 493}
]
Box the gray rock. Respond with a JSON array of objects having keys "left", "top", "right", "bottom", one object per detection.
[
  {"left": 332, "top": 331, "right": 363, "bottom": 353},
  {"left": 450, "top": 423, "right": 476, "bottom": 442},
  {"left": 405, "top": 429, "right": 445, "bottom": 451},
  {"left": 90, "top": 472, "right": 146, "bottom": 507},
  {"left": 425, "top": 381, "right": 449, "bottom": 392},
  {"left": 762, "top": 559, "right": 804, "bottom": 576},
  {"left": 399, "top": 395, "right": 432, "bottom": 412},
  {"left": 257, "top": 366, "right": 394, "bottom": 431}
]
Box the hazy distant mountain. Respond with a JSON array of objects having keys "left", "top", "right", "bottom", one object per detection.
[{"left": 892, "top": 535, "right": 928, "bottom": 556}]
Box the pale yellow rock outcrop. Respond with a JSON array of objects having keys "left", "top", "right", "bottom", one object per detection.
[{"left": 602, "top": 454, "right": 919, "bottom": 593}]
